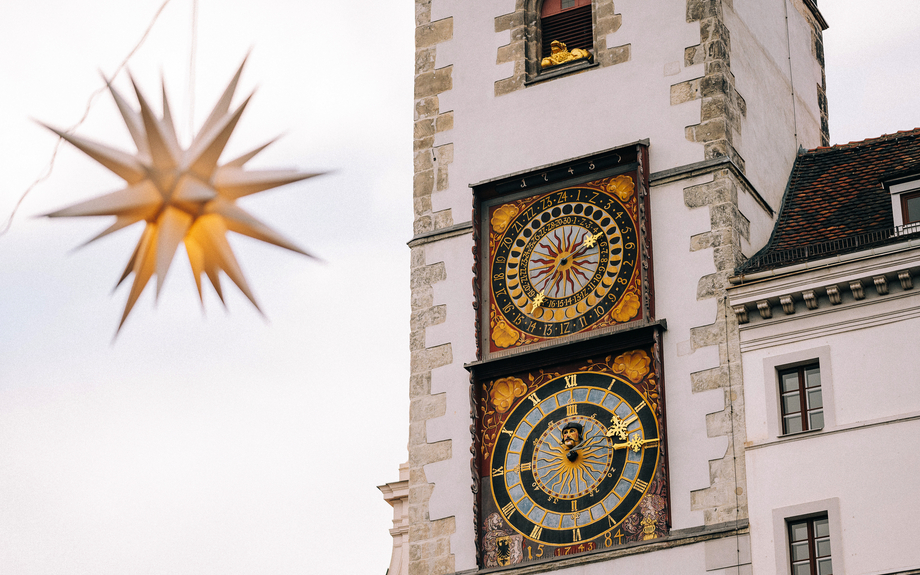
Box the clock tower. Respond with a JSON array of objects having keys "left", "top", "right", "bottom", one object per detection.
[{"left": 405, "top": 1, "right": 827, "bottom": 573}]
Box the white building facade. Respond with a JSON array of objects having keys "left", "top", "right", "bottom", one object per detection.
[{"left": 385, "top": 1, "right": 905, "bottom": 574}]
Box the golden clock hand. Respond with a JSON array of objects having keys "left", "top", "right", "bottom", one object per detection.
[
  {"left": 527, "top": 290, "right": 546, "bottom": 313},
  {"left": 605, "top": 414, "right": 638, "bottom": 440},
  {"left": 612, "top": 433, "right": 659, "bottom": 453},
  {"left": 582, "top": 231, "right": 603, "bottom": 248}
]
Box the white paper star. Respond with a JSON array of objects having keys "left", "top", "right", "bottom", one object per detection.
[{"left": 40, "top": 60, "right": 322, "bottom": 331}]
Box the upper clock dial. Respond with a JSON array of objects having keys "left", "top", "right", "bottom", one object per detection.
[{"left": 487, "top": 177, "right": 641, "bottom": 351}]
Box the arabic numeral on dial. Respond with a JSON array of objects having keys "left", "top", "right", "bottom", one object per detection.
[
  {"left": 521, "top": 179, "right": 527, "bottom": 188},
  {"left": 588, "top": 163, "right": 595, "bottom": 170}
]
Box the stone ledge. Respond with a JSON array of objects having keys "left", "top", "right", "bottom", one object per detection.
[
  {"left": 408, "top": 221, "right": 474, "bottom": 248},
  {"left": 467, "top": 520, "right": 749, "bottom": 575},
  {"left": 650, "top": 156, "right": 773, "bottom": 217}
]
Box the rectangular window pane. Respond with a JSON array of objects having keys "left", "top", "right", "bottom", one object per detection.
[
  {"left": 815, "top": 518, "right": 830, "bottom": 537},
  {"left": 809, "top": 410, "right": 825, "bottom": 430},
  {"left": 791, "top": 541, "right": 810, "bottom": 561},
  {"left": 817, "top": 539, "right": 832, "bottom": 557},
  {"left": 784, "top": 415, "right": 803, "bottom": 433},
  {"left": 805, "top": 367, "right": 821, "bottom": 388},
  {"left": 561, "top": 0, "right": 575, "bottom": 8},
  {"left": 781, "top": 372, "right": 800, "bottom": 393},
  {"left": 906, "top": 194, "right": 920, "bottom": 224},
  {"left": 807, "top": 389, "right": 823, "bottom": 409},
  {"left": 794, "top": 563, "right": 812, "bottom": 575},
  {"left": 783, "top": 393, "right": 801, "bottom": 414},
  {"left": 789, "top": 521, "right": 809, "bottom": 542},
  {"left": 818, "top": 558, "right": 833, "bottom": 575}
]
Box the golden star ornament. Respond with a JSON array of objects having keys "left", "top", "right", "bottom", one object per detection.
[{"left": 40, "top": 60, "right": 322, "bottom": 332}]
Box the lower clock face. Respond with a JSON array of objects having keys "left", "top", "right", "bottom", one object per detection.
[{"left": 490, "top": 371, "right": 660, "bottom": 546}]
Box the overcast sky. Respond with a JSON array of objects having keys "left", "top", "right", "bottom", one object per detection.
[{"left": 0, "top": 1, "right": 918, "bottom": 574}]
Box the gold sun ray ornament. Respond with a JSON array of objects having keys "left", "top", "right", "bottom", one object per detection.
[{"left": 40, "top": 59, "right": 323, "bottom": 333}]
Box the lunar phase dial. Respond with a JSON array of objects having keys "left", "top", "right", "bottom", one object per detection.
[{"left": 489, "top": 183, "right": 639, "bottom": 345}]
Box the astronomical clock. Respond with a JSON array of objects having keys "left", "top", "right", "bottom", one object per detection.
[{"left": 469, "top": 144, "right": 669, "bottom": 568}]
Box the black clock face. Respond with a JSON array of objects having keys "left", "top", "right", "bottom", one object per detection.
[
  {"left": 489, "top": 371, "right": 660, "bottom": 546},
  {"left": 488, "top": 181, "right": 640, "bottom": 352}
]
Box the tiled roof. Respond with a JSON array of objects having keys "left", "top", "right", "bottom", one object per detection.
[{"left": 737, "top": 128, "right": 920, "bottom": 274}]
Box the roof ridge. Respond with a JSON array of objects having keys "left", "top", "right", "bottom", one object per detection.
[{"left": 805, "top": 128, "right": 920, "bottom": 154}]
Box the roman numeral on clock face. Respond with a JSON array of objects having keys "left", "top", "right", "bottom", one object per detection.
[
  {"left": 633, "top": 479, "right": 649, "bottom": 492},
  {"left": 567, "top": 404, "right": 577, "bottom": 416},
  {"left": 520, "top": 462, "right": 532, "bottom": 472},
  {"left": 502, "top": 502, "right": 515, "bottom": 518},
  {"left": 565, "top": 374, "right": 577, "bottom": 388},
  {"left": 573, "top": 528, "right": 582, "bottom": 542},
  {"left": 530, "top": 526, "right": 543, "bottom": 539}
]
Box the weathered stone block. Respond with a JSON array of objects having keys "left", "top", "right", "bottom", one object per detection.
[
  {"left": 411, "top": 284, "right": 433, "bottom": 311},
  {"left": 671, "top": 78, "right": 701, "bottom": 105},
  {"left": 435, "top": 112, "right": 453, "bottom": 134},
  {"left": 414, "top": 119, "right": 436, "bottom": 140},
  {"left": 416, "top": 47, "right": 436, "bottom": 75},
  {"left": 497, "top": 40, "right": 525, "bottom": 65},
  {"left": 409, "top": 372, "right": 431, "bottom": 399},
  {"left": 434, "top": 142, "right": 453, "bottom": 164},
  {"left": 415, "top": 66, "right": 453, "bottom": 99},
  {"left": 414, "top": 150, "right": 433, "bottom": 173},
  {"left": 691, "top": 365, "right": 730, "bottom": 392},
  {"left": 414, "top": 170, "right": 434, "bottom": 198},
  {"left": 410, "top": 262, "right": 447, "bottom": 290},
  {"left": 413, "top": 215, "right": 433, "bottom": 236},
  {"left": 436, "top": 165, "right": 449, "bottom": 191},
  {"left": 414, "top": 195, "right": 432, "bottom": 217},
  {"left": 434, "top": 209, "right": 453, "bottom": 229},
  {"left": 416, "top": 18, "right": 453, "bottom": 48},
  {"left": 410, "top": 304, "right": 446, "bottom": 331},
  {"left": 415, "top": 96, "right": 439, "bottom": 121}
]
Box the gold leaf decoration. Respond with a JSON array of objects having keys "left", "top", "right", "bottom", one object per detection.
[
  {"left": 611, "top": 350, "right": 651, "bottom": 383},
  {"left": 41, "top": 59, "right": 322, "bottom": 331},
  {"left": 612, "top": 291, "right": 640, "bottom": 322},
  {"left": 490, "top": 377, "right": 527, "bottom": 413},
  {"left": 606, "top": 175, "right": 634, "bottom": 201},
  {"left": 490, "top": 204, "right": 520, "bottom": 234},
  {"left": 492, "top": 320, "right": 520, "bottom": 348}
]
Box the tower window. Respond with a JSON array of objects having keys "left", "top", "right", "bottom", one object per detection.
[
  {"left": 779, "top": 364, "right": 823, "bottom": 434},
  {"left": 540, "top": 0, "right": 593, "bottom": 60},
  {"left": 788, "top": 516, "right": 833, "bottom": 575}
]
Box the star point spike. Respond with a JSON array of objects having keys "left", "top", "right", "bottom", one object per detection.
[{"left": 41, "top": 59, "right": 324, "bottom": 334}]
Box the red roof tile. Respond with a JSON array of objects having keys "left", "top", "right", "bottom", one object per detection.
[{"left": 738, "top": 128, "right": 920, "bottom": 273}]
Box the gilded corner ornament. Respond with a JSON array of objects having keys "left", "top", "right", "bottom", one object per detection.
[
  {"left": 490, "top": 377, "right": 527, "bottom": 413},
  {"left": 541, "top": 40, "right": 592, "bottom": 69},
  {"left": 611, "top": 350, "right": 651, "bottom": 383},
  {"left": 492, "top": 320, "right": 521, "bottom": 348},
  {"left": 606, "top": 175, "right": 635, "bottom": 201}
]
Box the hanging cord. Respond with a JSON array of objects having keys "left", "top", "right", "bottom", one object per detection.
[
  {"left": 188, "top": 0, "right": 198, "bottom": 139},
  {"left": 0, "top": 0, "right": 174, "bottom": 237},
  {"left": 722, "top": 294, "right": 744, "bottom": 573},
  {"left": 782, "top": 0, "right": 800, "bottom": 150}
]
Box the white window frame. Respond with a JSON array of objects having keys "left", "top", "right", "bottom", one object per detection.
[
  {"left": 772, "top": 498, "right": 844, "bottom": 575},
  {"left": 887, "top": 178, "right": 920, "bottom": 228},
  {"left": 762, "top": 346, "right": 836, "bottom": 439}
]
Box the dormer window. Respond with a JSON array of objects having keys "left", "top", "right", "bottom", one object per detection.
[
  {"left": 886, "top": 176, "right": 920, "bottom": 229},
  {"left": 901, "top": 190, "right": 920, "bottom": 225}
]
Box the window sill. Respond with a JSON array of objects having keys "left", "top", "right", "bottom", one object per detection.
[{"left": 525, "top": 60, "right": 598, "bottom": 86}]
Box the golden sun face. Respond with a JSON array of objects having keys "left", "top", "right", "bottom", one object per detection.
[{"left": 41, "top": 59, "right": 322, "bottom": 331}]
